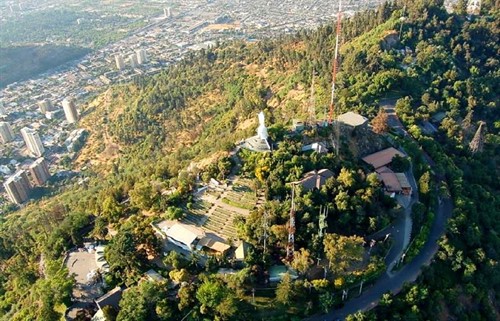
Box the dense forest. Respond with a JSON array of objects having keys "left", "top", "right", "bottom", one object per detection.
[{"left": 0, "top": 0, "right": 498, "bottom": 320}]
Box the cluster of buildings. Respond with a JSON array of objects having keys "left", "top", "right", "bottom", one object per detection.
[
  {"left": 362, "top": 147, "right": 413, "bottom": 196},
  {"left": 0, "top": 95, "right": 83, "bottom": 206},
  {"left": 0, "top": 0, "right": 390, "bottom": 208},
  {"left": 3, "top": 157, "right": 50, "bottom": 204}
]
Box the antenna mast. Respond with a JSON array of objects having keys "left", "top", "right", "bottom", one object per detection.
[
  {"left": 308, "top": 70, "right": 316, "bottom": 127},
  {"left": 328, "top": 0, "right": 343, "bottom": 124},
  {"left": 318, "top": 205, "right": 328, "bottom": 238},
  {"left": 286, "top": 186, "right": 296, "bottom": 261}
]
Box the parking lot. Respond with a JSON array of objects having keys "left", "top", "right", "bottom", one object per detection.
[{"left": 66, "top": 249, "right": 103, "bottom": 301}]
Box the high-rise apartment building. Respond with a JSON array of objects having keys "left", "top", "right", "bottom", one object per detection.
[
  {"left": 0, "top": 121, "right": 14, "bottom": 143},
  {"left": 20, "top": 127, "right": 44, "bottom": 157},
  {"left": 62, "top": 98, "right": 79, "bottom": 124},
  {"left": 115, "top": 54, "right": 125, "bottom": 70},
  {"left": 164, "top": 7, "right": 172, "bottom": 18},
  {"left": 129, "top": 53, "right": 138, "bottom": 68},
  {"left": 0, "top": 101, "right": 5, "bottom": 116},
  {"left": 4, "top": 170, "right": 31, "bottom": 204},
  {"left": 38, "top": 99, "right": 53, "bottom": 113},
  {"left": 29, "top": 157, "right": 51, "bottom": 186},
  {"left": 136, "top": 49, "right": 148, "bottom": 65}
]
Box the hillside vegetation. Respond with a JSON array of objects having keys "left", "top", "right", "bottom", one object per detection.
[{"left": 0, "top": 1, "right": 499, "bottom": 320}]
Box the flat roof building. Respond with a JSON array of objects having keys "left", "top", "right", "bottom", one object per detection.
[
  {"left": 0, "top": 122, "right": 14, "bottom": 143},
  {"left": 338, "top": 111, "right": 368, "bottom": 128},
  {"left": 4, "top": 170, "right": 31, "bottom": 204},
  {"left": 29, "top": 157, "right": 50, "bottom": 186},
  {"left": 62, "top": 98, "right": 79, "bottom": 124},
  {"left": 136, "top": 49, "right": 148, "bottom": 65},
  {"left": 129, "top": 53, "right": 138, "bottom": 68},
  {"left": 115, "top": 54, "right": 125, "bottom": 70},
  {"left": 38, "top": 99, "right": 54, "bottom": 114},
  {"left": 20, "top": 127, "right": 44, "bottom": 157}
]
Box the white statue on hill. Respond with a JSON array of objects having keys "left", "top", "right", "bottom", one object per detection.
[{"left": 257, "top": 111, "right": 269, "bottom": 140}]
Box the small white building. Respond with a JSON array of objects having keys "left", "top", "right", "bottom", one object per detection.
[{"left": 153, "top": 220, "right": 205, "bottom": 252}]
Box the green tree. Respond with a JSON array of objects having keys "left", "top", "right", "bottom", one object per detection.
[
  {"left": 323, "top": 233, "right": 364, "bottom": 275},
  {"left": 319, "top": 292, "right": 335, "bottom": 313},
  {"left": 117, "top": 281, "right": 173, "bottom": 321},
  {"left": 275, "top": 273, "right": 296, "bottom": 306},
  {"left": 102, "top": 305, "right": 118, "bottom": 321},
  {"left": 165, "top": 206, "right": 184, "bottom": 220},
  {"left": 178, "top": 283, "right": 196, "bottom": 311},
  {"left": 391, "top": 155, "right": 410, "bottom": 172},
  {"left": 105, "top": 231, "right": 144, "bottom": 276},
  {"left": 291, "top": 248, "right": 313, "bottom": 275},
  {"left": 196, "top": 279, "right": 226, "bottom": 311}
]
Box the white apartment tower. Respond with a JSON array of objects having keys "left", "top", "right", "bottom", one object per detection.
[
  {"left": 38, "top": 99, "right": 53, "bottom": 113},
  {"left": 129, "top": 53, "right": 138, "bottom": 68},
  {"left": 0, "top": 101, "right": 5, "bottom": 116},
  {"left": 164, "top": 7, "right": 172, "bottom": 18},
  {"left": 0, "top": 122, "right": 14, "bottom": 143},
  {"left": 115, "top": 54, "right": 125, "bottom": 70},
  {"left": 136, "top": 49, "right": 148, "bottom": 65},
  {"left": 62, "top": 98, "right": 79, "bottom": 124},
  {"left": 4, "top": 170, "right": 31, "bottom": 204},
  {"left": 21, "top": 127, "right": 45, "bottom": 157}
]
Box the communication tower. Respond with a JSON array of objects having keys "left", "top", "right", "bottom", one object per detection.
[
  {"left": 307, "top": 71, "right": 316, "bottom": 127},
  {"left": 318, "top": 205, "right": 328, "bottom": 238},
  {"left": 469, "top": 121, "right": 486, "bottom": 154},
  {"left": 328, "top": 0, "right": 343, "bottom": 155},
  {"left": 286, "top": 186, "right": 296, "bottom": 261}
]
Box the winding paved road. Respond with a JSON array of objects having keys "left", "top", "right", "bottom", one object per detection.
[
  {"left": 305, "top": 99, "right": 453, "bottom": 320},
  {"left": 307, "top": 196, "right": 452, "bottom": 320}
]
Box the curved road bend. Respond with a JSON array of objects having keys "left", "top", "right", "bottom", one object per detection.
[{"left": 306, "top": 196, "right": 452, "bottom": 321}]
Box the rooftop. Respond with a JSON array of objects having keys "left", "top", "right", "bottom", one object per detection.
[
  {"left": 95, "top": 286, "right": 123, "bottom": 310},
  {"left": 196, "top": 236, "right": 230, "bottom": 254},
  {"left": 378, "top": 172, "right": 402, "bottom": 192},
  {"left": 164, "top": 222, "right": 205, "bottom": 247},
  {"left": 338, "top": 111, "right": 368, "bottom": 127},
  {"left": 293, "top": 169, "right": 334, "bottom": 191},
  {"left": 362, "top": 147, "right": 405, "bottom": 170}
]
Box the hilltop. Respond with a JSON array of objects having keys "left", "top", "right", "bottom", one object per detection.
[{"left": 0, "top": 1, "right": 499, "bottom": 320}]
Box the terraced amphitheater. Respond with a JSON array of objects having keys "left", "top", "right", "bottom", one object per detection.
[
  {"left": 180, "top": 179, "right": 263, "bottom": 241},
  {"left": 221, "top": 182, "right": 257, "bottom": 210},
  {"left": 182, "top": 200, "right": 212, "bottom": 226},
  {"left": 202, "top": 205, "right": 239, "bottom": 239}
]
